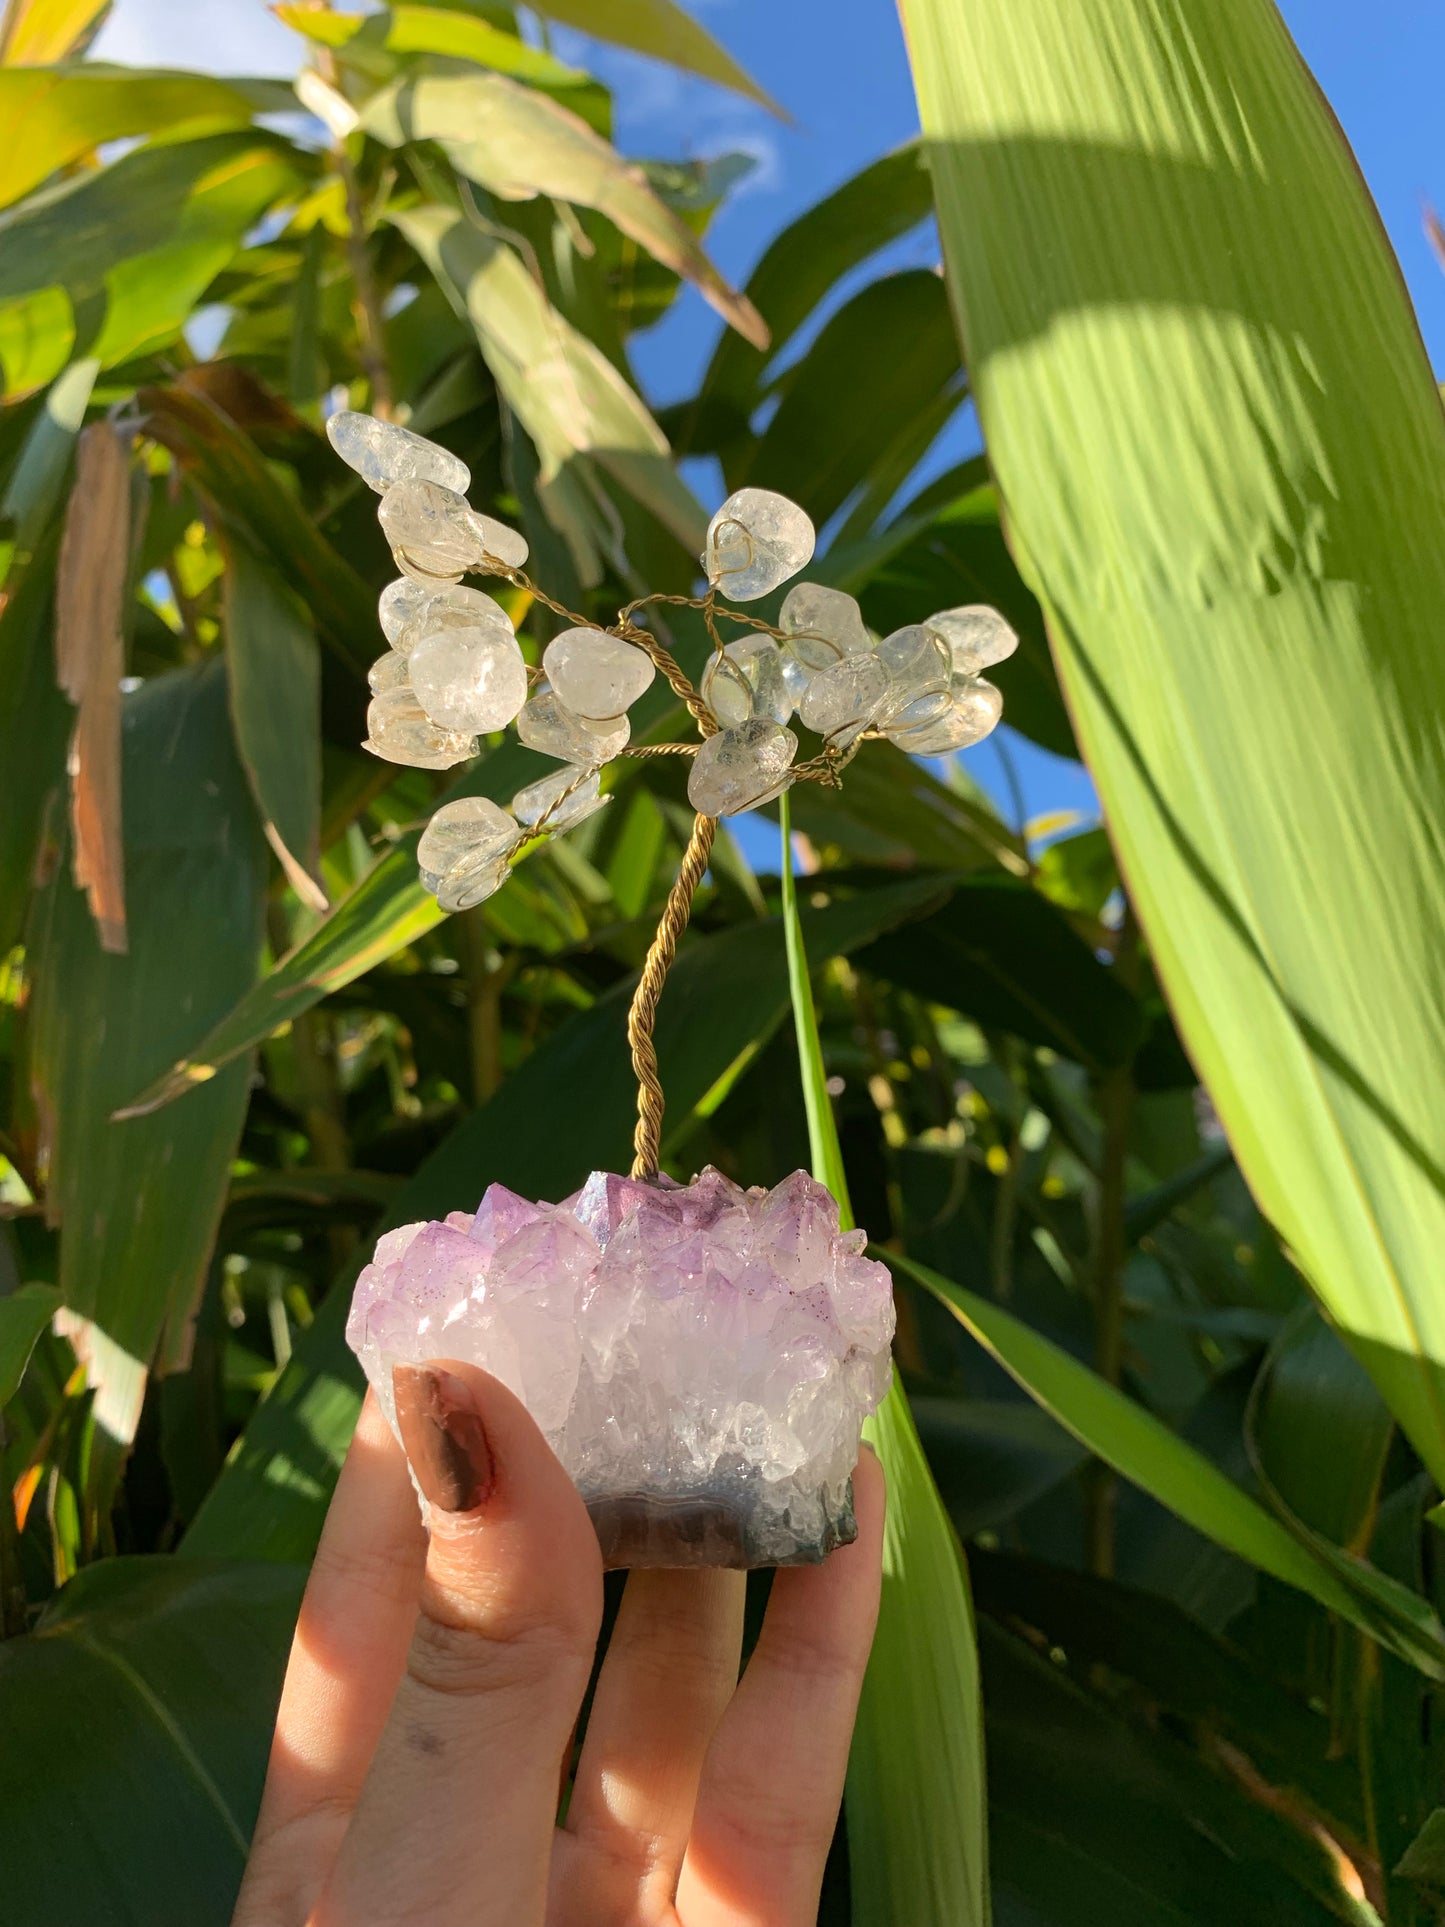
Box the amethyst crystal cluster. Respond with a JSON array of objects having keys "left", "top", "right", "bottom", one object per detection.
[{"left": 348, "top": 1166, "right": 895, "bottom": 1568}]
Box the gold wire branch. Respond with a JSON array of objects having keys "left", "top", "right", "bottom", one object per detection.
[
  {"left": 469, "top": 550, "right": 852, "bottom": 1185},
  {"left": 627, "top": 812, "right": 717, "bottom": 1179}
]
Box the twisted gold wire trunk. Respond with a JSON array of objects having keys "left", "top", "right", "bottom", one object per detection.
[{"left": 627, "top": 812, "right": 717, "bottom": 1179}]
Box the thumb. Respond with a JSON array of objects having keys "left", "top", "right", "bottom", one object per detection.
[{"left": 315, "top": 1362, "right": 602, "bottom": 1927}]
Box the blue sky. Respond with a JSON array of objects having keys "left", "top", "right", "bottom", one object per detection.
[{"left": 92, "top": 0, "right": 1445, "bottom": 849}]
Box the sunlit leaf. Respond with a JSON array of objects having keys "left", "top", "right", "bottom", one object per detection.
[
  {"left": 530, "top": 0, "right": 781, "bottom": 116},
  {"left": 902, "top": 0, "right": 1445, "bottom": 1489}
]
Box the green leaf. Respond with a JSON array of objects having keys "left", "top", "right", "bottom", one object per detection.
[
  {"left": 530, "top": 0, "right": 782, "bottom": 116},
  {"left": 891, "top": 1246, "right": 1445, "bottom": 1680},
  {"left": 690, "top": 144, "right": 935, "bottom": 444},
  {"left": 856, "top": 872, "right": 1143, "bottom": 1071},
  {"left": 0, "top": 132, "right": 305, "bottom": 396},
  {"left": 29, "top": 660, "right": 267, "bottom": 1499},
  {"left": 0, "top": 1282, "right": 62, "bottom": 1407},
  {"left": 784, "top": 738, "right": 1025, "bottom": 874},
  {"left": 778, "top": 792, "right": 990, "bottom": 1927},
  {"left": 278, "top": 4, "right": 593, "bottom": 91},
  {"left": 1396, "top": 1809, "right": 1445, "bottom": 1889},
  {"left": 183, "top": 870, "right": 954, "bottom": 1562},
  {"left": 0, "top": 353, "right": 97, "bottom": 563},
  {"left": 979, "top": 1616, "right": 1376, "bottom": 1926},
  {"left": 901, "top": 0, "right": 1445, "bottom": 1488},
  {"left": 223, "top": 542, "right": 324, "bottom": 910},
  {"left": 117, "top": 743, "right": 546, "bottom": 1118},
  {"left": 0, "top": 537, "right": 69, "bottom": 955},
  {"left": 364, "top": 74, "right": 766, "bottom": 348},
  {"left": 393, "top": 201, "right": 705, "bottom": 557},
  {"left": 744, "top": 271, "right": 961, "bottom": 527},
  {"left": 0, "top": 1555, "right": 303, "bottom": 1927},
  {"left": 0, "top": 64, "right": 295, "bottom": 210},
  {"left": 140, "top": 384, "right": 373, "bottom": 672}
]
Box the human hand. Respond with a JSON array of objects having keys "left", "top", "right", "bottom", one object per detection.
[{"left": 232, "top": 1361, "right": 885, "bottom": 1927}]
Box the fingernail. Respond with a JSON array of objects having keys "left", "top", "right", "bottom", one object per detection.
[{"left": 393, "top": 1363, "right": 495, "bottom": 1513}]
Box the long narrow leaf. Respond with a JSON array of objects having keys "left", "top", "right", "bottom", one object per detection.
[
  {"left": 778, "top": 791, "right": 990, "bottom": 1927},
  {"left": 899, "top": 0, "right": 1445, "bottom": 1487},
  {"left": 890, "top": 1247, "right": 1445, "bottom": 1680}
]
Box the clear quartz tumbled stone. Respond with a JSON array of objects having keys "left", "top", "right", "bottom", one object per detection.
[
  {"left": 408, "top": 609, "right": 529, "bottom": 735},
  {"left": 365, "top": 688, "right": 476, "bottom": 768},
  {"left": 379, "top": 481, "right": 528, "bottom": 583},
  {"left": 418, "top": 796, "right": 520, "bottom": 878},
  {"left": 687, "top": 718, "right": 798, "bottom": 816},
  {"left": 701, "top": 636, "right": 793, "bottom": 726},
  {"left": 512, "top": 765, "right": 610, "bottom": 833},
  {"left": 924, "top": 604, "right": 1020, "bottom": 677},
  {"left": 517, "top": 690, "right": 630, "bottom": 765},
  {"left": 886, "top": 675, "right": 1004, "bottom": 754},
  {"left": 327, "top": 410, "right": 471, "bottom": 496},
  {"left": 367, "top": 650, "right": 411, "bottom": 695},
  {"left": 799, "top": 654, "right": 889, "bottom": 750},
  {"left": 346, "top": 1165, "right": 895, "bottom": 1568},
  {"left": 380, "top": 581, "right": 514, "bottom": 656},
  {"left": 542, "top": 628, "right": 655, "bottom": 722},
  {"left": 704, "top": 490, "right": 815, "bottom": 603},
  {"left": 779, "top": 582, "right": 872, "bottom": 672}
]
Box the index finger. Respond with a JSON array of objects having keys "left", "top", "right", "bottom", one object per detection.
[{"left": 233, "top": 1391, "right": 428, "bottom": 1927}]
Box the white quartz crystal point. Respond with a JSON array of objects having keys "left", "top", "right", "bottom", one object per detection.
[
  {"left": 704, "top": 489, "right": 815, "bottom": 603},
  {"left": 542, "top": 628, "right": 655, "bottom": 722},
  {"left": 513, "top": 765, "right": 610, "bottom": 833},
  {"left": 778, "top": 582, "right": 872, "bottom": 672},
  {"left": 408, "top": 609, "right": 528, "bottom": 735},
  {"left": 701, "top": 636, "right": 793, "bottom": 727},
  {"left": 364, "top": 688, "right": 476, "bottom": 768},
  {"left": 924, "top": 604, "right": 1020, "bottom": 677},
  {"left": 886, "top": 675, "right": 1004, "bottom": 754},
  {"left": 517, "top": 689, "right": 630, "bottom": 765},
  {"left": 798, "top": 653, "right": 889, "bottom": 749},
  {"left": 345, "top": 1164, "right": 896, "bottom": 1568},
  {"left": 688, "top": 718, "right": 798, "bottom": 816},
  {"left": 379, "top": 579, "right": 512, "bottom": 654},
  {"left": 367, "top": 650, "right": 411, "bottom": 694},
  {"left": 327, "top": 410, "right": 470, "bottom": 496},
  {"left": 379, "top": 480, "right": 528, "bottom": 584}
]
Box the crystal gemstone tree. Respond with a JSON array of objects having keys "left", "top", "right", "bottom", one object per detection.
[{"left": 328, "top": 411, "right": 1018, "bottom": 1566}]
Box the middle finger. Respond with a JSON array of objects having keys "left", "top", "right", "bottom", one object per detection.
[{"left": 561, "top": 1566, "right": 745, "bottom": 1920}]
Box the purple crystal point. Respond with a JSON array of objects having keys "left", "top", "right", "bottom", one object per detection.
[{"left": 347, "top": 1166, "right": 895, "bottom": 1568}]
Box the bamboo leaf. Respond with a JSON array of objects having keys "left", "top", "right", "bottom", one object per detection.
[
  {"left": 0, "top": 65, "right": 294, "bottom": 209},
  {"left": 744, "top": 270, "right": 960, "bottom": 527},
  {"left": 29, "top": 660, "right": 267, "bottom": 1501},
  {"left": 900, "top": 0, "right": 1445, "bottom": 1488},
  {"left": 0, "top": 132, "right": 305, "bottom": 396},
  {"left": 0, "top": 534, "right": 68, "bottom": 953},
  {"left": 0, "top": 0, "right": 108, "bottom": 65},
  {"left": 116, "top": 742, "right": 543, "bottom": 1119},
  {"left": 277, "top": 4, "right": 592, "bottom": 92},
  {"left": 363, "top": 73, "right": 766, "bottom": 348},
  {"left": 690, "top": 145, "right": 935, "bottom": 449},
  {"left": 222, "top": 543, "right": 325, "bottom": 911},
  {"left": 891, "top": 1247, "right": 1445, "bottom": 1680},
  {"left": 0, "top": 1282, "right": 62, "bottom": 1407},
  {"left": 778, "top": 791, "right": 991, "bottom": 1927},
  {"left": 0, "top": 1555, "right": 303, "bottom": 1927},
  {"left": 530, "top": 0, "right": 782, "bottom": 117},
  {"left": 393, "top": 201, "right": 705, "bottom": 557}
]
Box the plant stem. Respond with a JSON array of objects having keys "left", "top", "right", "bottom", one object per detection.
[
  {"left": 459, "top": 908, "right": 513, "bottom": 1104},
  {"left": 317, "top": 43, "right": 394, "bottom": 419},
  {"left": 1086, "top": 904, "right": 1139, "bottom": 1577}
]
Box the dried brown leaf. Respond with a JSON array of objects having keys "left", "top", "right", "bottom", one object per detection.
[{"left": 56, "top": 421, "right": 130, "bottom": 953}]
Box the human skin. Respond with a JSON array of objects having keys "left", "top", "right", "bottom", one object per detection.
[{"left": 231, "top": 1362, "right": 885, "bottom": 1927}]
